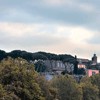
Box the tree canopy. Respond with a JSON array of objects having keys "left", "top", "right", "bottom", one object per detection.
[
  {"left": 0, "top": 50, "right": 75, "bottom": 63},
  {"left": 0, "top": 57, "right": 100, "bottom": 100},
  {"left": 51, "top": 75, "right": 82, "bottom": 100},
  {"left": 0, "top": 57, "right": 45, "bottom": 100}
]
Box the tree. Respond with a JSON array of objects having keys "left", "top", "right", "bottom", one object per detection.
[
  {"left": 80, "top": 76, "right": 99, "bottom": 100},
  {"left": 0, "top": 84, "right": 6, "bottom": 99},
  {"left": 90, "top": 74, "right": 100, "bottom": 98},
  {"left": 51, "top": 75, "right": 82, "bottom": 100},
  {"left": 0, "top": 50, "right": 7, "bottom": 60},
  {"left": 81, "top": 82, "right": 99, "bottom": 100},
  {"left": 78, "top": 68, "right": 86, "bottom": 75},
  {"left": 73, "top": 56, "right": 78, "bottom": 75},
  {"left": 0, "top": 84, "right": 19, "bottom": 100},
  {"left": 0, "top": 57, "right": 45, "bottom": 100},
  {"left": 36, "top": 75, "right": 58, "bottom": 100},
  {"left": 34, "top": 61, "right": 47, "bottom": 72}
]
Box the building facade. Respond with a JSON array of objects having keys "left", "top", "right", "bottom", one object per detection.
[{"left": 87, "top": 69, "right": 99, "bottom": 77}]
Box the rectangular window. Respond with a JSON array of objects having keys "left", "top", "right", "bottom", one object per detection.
[{"left": 92, "top": 71, "right": 96, "bottom": 75}]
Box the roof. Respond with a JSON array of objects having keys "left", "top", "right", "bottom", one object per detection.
[{"left": 77, "top": 58, "right": 90, "bottom": 63}]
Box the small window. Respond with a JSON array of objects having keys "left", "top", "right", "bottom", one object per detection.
[{"left": 92, "top": 71, "right": 96, "bottom": 75}]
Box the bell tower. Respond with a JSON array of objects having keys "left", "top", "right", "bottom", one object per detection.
[{"left": 92, "top": 54, "right": 97, "bottom": 65}]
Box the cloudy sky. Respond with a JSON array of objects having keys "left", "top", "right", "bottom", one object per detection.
[{"left": 0, "top": 0, "right": 100, "bottom": 60}]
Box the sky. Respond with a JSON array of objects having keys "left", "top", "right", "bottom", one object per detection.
[{"left": 0, "top": 0, "right": 100, "bottom": 61}]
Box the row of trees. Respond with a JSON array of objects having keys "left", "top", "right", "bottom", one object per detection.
[
  {"left": 0, "top": 57, "right": 57, "bottom": 100},
  {"left": 0, "top": 50, "right": 75, "bottom": 62},
  {"left": 1, "top": 50, "right": 83, "bottom": 75},
  {"left": 1, "top": 57, "right": 99, "bottom": 100},
  {"left": 0, "top": 50, "right": 79, "bottom": 74},
  {"left": 51, "top": 75, "right": 100, "bottom": 100}
]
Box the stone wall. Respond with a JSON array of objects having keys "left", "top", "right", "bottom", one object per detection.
[
  {"left": 44, "top": 60, "right": 74, "bottom": 73},
  {"left": 31, "top": 59, "right": 74, "bottom": 74}
]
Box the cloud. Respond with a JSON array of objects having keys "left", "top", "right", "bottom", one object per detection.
[
  {"left": 0, "top": 22, "right": 42, "bottom": 37},
  {"left": 43, "top": 0, "right": 96, "bottom": 13},
  {"left": 68, "top": 26, "right": 94, "bottom": 43},
  {"left": 43, "top": 0, "right": 73, "bottom": 7},
  {"left": 87, "top": 33, "right": 100, "bottom": 44},
  {"left": 0, "top": 0, "right": 100, "bottom": 61},
  {"left": 0, "top": 22, "right": 66, "bottom": 49},
  {"left": 0, "top": 22, "right": 97, "bottom": 55},
  {"left": 0, "top": 22, "right": 94, "bottom": 39},
  {"left": 0, "top": 0, "right": 99, "bottom": 31}
]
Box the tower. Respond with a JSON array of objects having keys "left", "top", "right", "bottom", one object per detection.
[
  {"left": 92, "top": 54, "right": 97, "bottom": 65},
  {"left": 73, "top": 55, "right": 78, "bottom": 75}
]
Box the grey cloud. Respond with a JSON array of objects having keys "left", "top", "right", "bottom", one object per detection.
[
  {"left": 0, "top": 0, "right": 100, "bottom": 31},
  {"left": 17, "top": 35, "right": 62, "bottom": 46},
  {"left": 0, "top": 32, "right": 63, "bottom": 48},
  {"left": 1, "top": 0, "right": 100, "bottom": 60}
]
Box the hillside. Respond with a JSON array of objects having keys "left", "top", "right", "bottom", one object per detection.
[{"left": 0, "top": 50, "right": 76, "bottom": 63}]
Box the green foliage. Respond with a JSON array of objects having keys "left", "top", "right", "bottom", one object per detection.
[
  {"left": 59, "top": 54, "right": 75, "bottom": 63},
  {"left": 38, "top": 52, "right": 60, "bottom": 60},
  {"left": 34, "top": 61, "right": 47, "bottom": 72},
  {"left": 51, "top": 74, "right": 100, "bottom": 100},
  {"left": 0, "top": 57, "right": 45, "bottom": 100},
  {"left": 0, "top": 83, "right": 20, "bottom": 100},
  {"left": 36, "top": 75, "right": 58, "bottom": 100},
  {"left": 80, "top": 76, "right": 100, "bottom": 100},
  {"left": 1, "top": 56, "right": 100, "bottom": 100},
  {"left": 0, "top": 50, "right": 7, "bottom": 60},
  {"left": 90, "top": 74, "right": 100, "bottom": 98},
  {"left": 0, "top": 84, "right": 6, "bottom": 99},
  {"left": 77, "top": 68, "right": 86, "bottom": 75},
  {"left": 81, "top": 82, "right": 99, "bottom": 100},
  {"left": 51, "top": 75, "right": 82, "bottom": 100},
  {"left": 0, "top": 50, "right": 75, "bottom": 63}
]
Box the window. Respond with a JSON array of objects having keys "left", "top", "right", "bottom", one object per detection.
[{"left": 92, "top": 71, "right": 96, "bottom": 75}]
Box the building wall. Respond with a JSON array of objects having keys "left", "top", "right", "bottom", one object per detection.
[
  {"left": 78, "top": 64, "right": 86, "bottom": 69},
  {"left": 87, "top": 69, "right": 99, "bottom": 77},
  {"left": 34, "top": 60, "right": 74, "bottom": 73}
]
